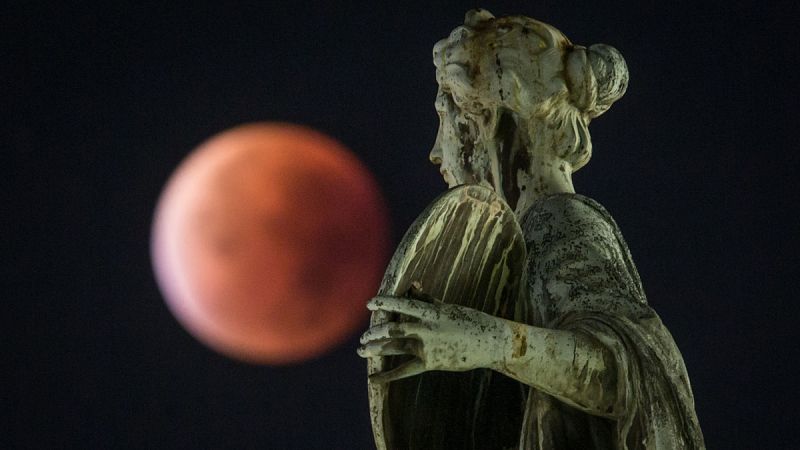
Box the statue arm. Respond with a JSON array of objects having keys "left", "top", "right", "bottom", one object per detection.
[
  {"left": 495, "top": 321, "right": 618, "bottom": 416},
  {"left": 360, "top": 199, "right": 634, "bottom": 418},
  {"left": 360, "top": 297, "right": 619, "bottom": 417},
  {"left": 498, "top": 196, "right": 640, "bottom": 417}
]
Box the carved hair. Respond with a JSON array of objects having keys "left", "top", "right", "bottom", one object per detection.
[
  {"left": 547, "top": 42, "right": 629, "bottom": 170},
  {"left": 435, "top": 10, "right": 628, "bottom": 171}
]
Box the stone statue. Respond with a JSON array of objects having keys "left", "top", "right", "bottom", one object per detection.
[{"left": 359, "top": 9, "right": 705, "bottom": 449}]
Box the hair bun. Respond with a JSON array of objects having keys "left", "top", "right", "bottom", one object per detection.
[
  {"left": 586, "top": 44, "right": 628, "bottom": 118},
  {"left": 566, "top": 44, "right": 628, "bottom": 118}
]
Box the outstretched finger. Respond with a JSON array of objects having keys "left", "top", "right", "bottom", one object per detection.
[
  {"left": 367, "top": 296, "right": 440, "bottom": 321},
  {"left": 369, "top": 358, "right": 426, "bottom": 384},
  {"left": 357, "top": 339, "right": 418, "bottom": 358},
  {"left": 359, "top": 322, "right": 429, "bottom": 344}
]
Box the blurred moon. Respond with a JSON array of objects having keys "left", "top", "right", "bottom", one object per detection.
[{"left": 151, "top": 123, "right": 390, "bottom": 364}]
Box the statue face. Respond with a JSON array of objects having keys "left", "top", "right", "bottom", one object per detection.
[
  {"left": 430, "top": 14, "right": 572, "bottom": 190},
  {"left": 429, "top": 88, "right": 486, "bottom": 188}
]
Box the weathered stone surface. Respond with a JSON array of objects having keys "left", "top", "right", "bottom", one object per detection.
[
  {"left": 368, "top": 185, "right": 527, "bottom": 449},
  {"left": 360, "top": 9, "right": 704, "bottom": 449}
]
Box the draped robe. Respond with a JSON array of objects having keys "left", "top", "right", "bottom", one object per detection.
[{"left": 518, "top": 193, "right": 705, "bottom": 449}]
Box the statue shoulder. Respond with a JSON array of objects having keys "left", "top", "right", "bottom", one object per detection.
[
  {"left": 520, "top": 193, "right": 620, "bottom": 243},
  {"left": 522, "top": 193, "right": 647, "bottom": 304}
]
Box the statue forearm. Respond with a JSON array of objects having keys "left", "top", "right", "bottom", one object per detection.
[
  {"left": 492, "top": 320, "right": 619, "bottom": 416},
  {"left": 361, "top": 296, "right": 619, "bottom": 416}
]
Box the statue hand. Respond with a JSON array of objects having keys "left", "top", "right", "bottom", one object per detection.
[{"left": 358, "top": 296, "right": 509, "bottom": 384}]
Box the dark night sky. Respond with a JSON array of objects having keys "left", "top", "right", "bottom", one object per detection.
[{"left": 7, "top": 1, "right": 799, "bottom": 448}]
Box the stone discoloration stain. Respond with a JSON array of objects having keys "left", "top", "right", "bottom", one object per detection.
[
  {"left": 367, "top": 185, "right": 528, "bottom": 450},
  {"left": 367, "top": 8, "right": 704, "bottom": 450},
  {"left": 510, "top": 321, "right": 527, "bottom": 358}
]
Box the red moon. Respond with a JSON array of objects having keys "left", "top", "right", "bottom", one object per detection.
[{"left": 151, "top": 123, "right": 390, "bottom": 364}]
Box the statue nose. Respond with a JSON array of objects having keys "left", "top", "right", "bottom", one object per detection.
[{"left": 429, "top": 146, "right": 442, "bottom": 165}]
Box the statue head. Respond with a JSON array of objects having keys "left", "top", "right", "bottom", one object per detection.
[{"left": 430, "top": 9, "right": 628, "bottom": 210}]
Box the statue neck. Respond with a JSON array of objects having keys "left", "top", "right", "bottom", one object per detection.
[
  {"left": 479, "top": 110, "right": 575, "bottom": 218},
  {"left": 513, "top": 152, "right": 575, "bottom": 218}
]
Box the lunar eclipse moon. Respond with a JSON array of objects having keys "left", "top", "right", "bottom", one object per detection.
[{"left": 151, "top": 123, "right": 390, "bottom": 364}]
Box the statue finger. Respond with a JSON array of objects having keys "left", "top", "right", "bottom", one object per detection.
[
  {"left": 407, "top": 282, "right": 442, "bottom": 304},
  {"left": 357, "top": 338, "right": 418, "bottom": 358},
  {"left": 368, "top": 358, "right": 426, "bottom": 384},
  {"left": 359, "top": 322, "right": 429, "bottom": 344},
  {"left": 367, "top": 296, "right": 440, "bottom": 321}
]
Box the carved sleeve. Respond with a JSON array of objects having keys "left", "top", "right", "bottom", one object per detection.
[{"left": 511, "top": 195, "right": 651, "bottom": 418}]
